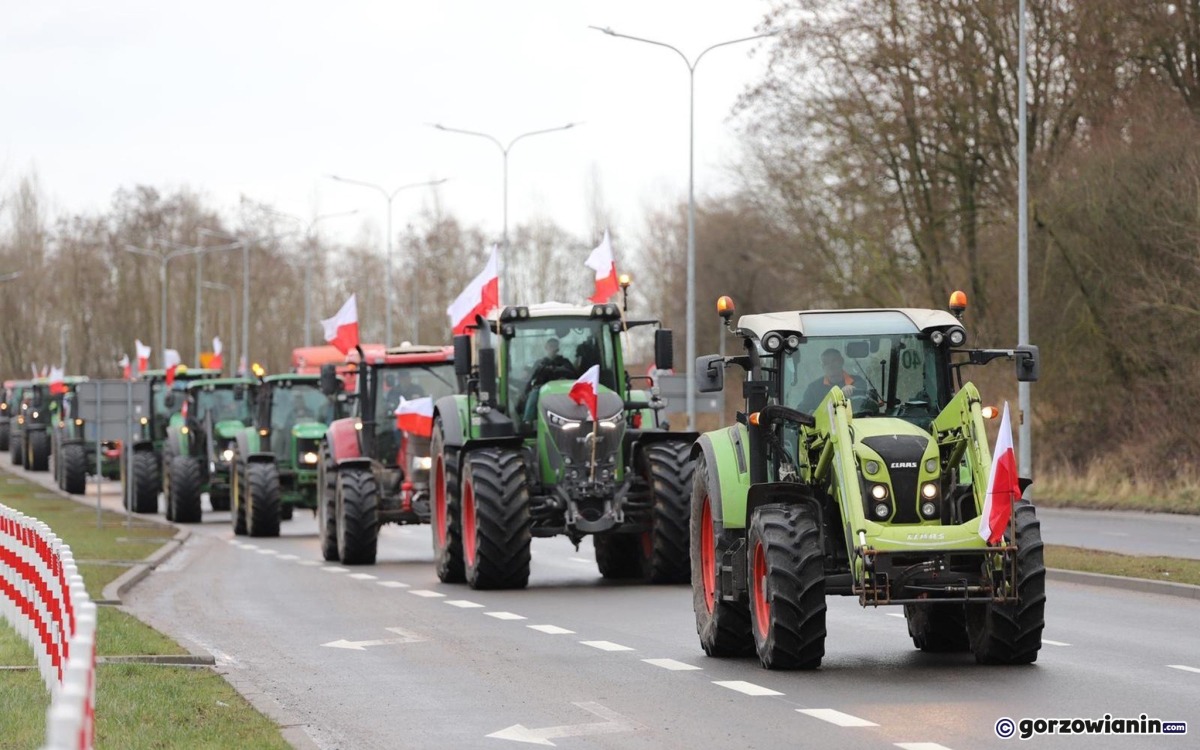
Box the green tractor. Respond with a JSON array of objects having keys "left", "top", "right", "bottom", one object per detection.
[
  {"left": 230, "top": 372, "right": 343, "bottom": 537},
  {"left": 162, "top": 377, "right": 255, "bottom": 522},
  {"left": 690, "top": 293, "right": 1043, "bottom": 669},
  {"left": 1, "top": 380, "right": 31, "bottom": 455},
  {"left": 52, "top": 381, "right": 122, "bottom": 495},
  {"left": 125, "top": 368, "right": 221, "bottom": 513},
  {"left": 15, "top": 378, "right": 88, "bottom": 473},
  {"left": 431, "top": 301, "right": 694, "bottom": 590}
]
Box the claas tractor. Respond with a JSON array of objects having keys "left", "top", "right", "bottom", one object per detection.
[
  {"left": 430, "top": 301, "right": 694, "bottom": 590},
  {"left": 162, "top": 377, "right": 255, "bottom": 522},
  {"left": 125, "top": 367, "right": 222, "bottom": 513},
  {"left": 318, "top": 344, "right": 457, "bottom": 564},
  {"left": 0, "top": 380, "right": 30, "bottom": 452},
  {"left": 229, "top": 372, "right": 344, "bottom": 537},
  {"left": 690, "top": 293, "right": 1043, "bottom": 669},
  {"left": 52, "top": 380, "right": 122, "bottom": 494}
]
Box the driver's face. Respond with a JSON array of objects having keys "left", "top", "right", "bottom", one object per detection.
[{"left": 821, "top": 354, "right": 844, "bottom": 379}]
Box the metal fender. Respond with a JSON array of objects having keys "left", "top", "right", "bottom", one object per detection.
[
  {"left": 165, "top": 425, "right": 189, "bottom": 456},
  {"left": 432, "top": 395, "right": 470, "bottom": 447},
  {"left": 234, "top": 430, "right": 273, "bottom": 464},
  {"left": 691, "top": 424, "right": 751, "bottom": 530},
  {"left": 325, "top": 417, "right": 363, "bottom": 464}
]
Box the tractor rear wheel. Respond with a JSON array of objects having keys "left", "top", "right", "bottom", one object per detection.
[
  {"left": 27, "top": 431, "right": 50, "bottom": 472},
  {"left": 231, "top": 460, "right": 247, "bottom": 536},
  {"left": 336, "top": 467, "right": 378, "bottom": 565},
  {"left": 168, "top": 455, "right": 203, "bottom": 524},
  {"left": 593, "top": 532, "right": 641, "bottom": 579},
  {"left": 0, "top": 421, "right": 9, "bottom": 452},
  {"left": 246, "top": 462, "right": 281, "bottom": 538},
  {"left": 10, "top": 430, "right": 24, "bottom": 467},
  {"left": 905, "top": 604, "right": 970, "bottom": 652},
  {"left": 968, "top": 502, "right": 1046, "bottom": 665},
  {"left": 460, "top": 448, "right": 530, "bottom": 590},
  {"left": 691, "top": 454, "right": 754, "bottom": 658},
  {"left": 61, "top": 444, "right": 87, "bottom": 495},
  {"left": 317, "top": 442, "right": 338, "bottom": 561},
  {"left": 131, "top": 451, "right": 160, "bottom": 514},
  {"left": 430, "top": 420, "right": 465, "bottom": 583},
  {"left": 209, "top": 488, "right": 231, "bottom": 512},
  {"left": 638, "top": 440, "right": 694, "bottom": 583},
  {"left": 748, "top": 504, "right": 826, "bottom": 670}
]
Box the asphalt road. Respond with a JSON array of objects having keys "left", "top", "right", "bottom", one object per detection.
[{"left": 1037, "top": 508, "right": 1200, "bottom": 560}]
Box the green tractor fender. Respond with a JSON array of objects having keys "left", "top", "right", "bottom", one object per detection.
[
  {"left": 432, "top": 395, "right": 471, "bottom": 447},
  {"left": 691, "top": 424, "right": 752, "bottom": 530},
  {"left": 165, "top": 423, "right": 191, "bottom": 457}
]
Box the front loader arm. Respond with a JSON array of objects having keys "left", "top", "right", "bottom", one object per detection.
[
  {"left": 809, "top": 387, "right": 865, "bottom": 540},
  {"left": 931, "top": 383, "right": 991, "bottom": 514}
]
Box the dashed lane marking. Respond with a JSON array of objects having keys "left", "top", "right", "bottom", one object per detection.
[
  {"left": 322, "top": 566, "right": 350, "bottom": 573},
  {"left": 642, "top": 658, "right": 701, "bottom": 671},
  {"left": 485, "top": 611, "right": 527, "bottom": 620},
  {"left": 895, "top": 744, "right": 955, "bottom": 750},
  {"left": 796, "top": 708, "right": 878, "bottom": 727},
  {"left": 580, "top": 640, "right": 634, "bottom": 652},
  {"left": 277, "top": 554, "right": 298, "bottom": 561},
  {"left": 713, "top": 681, "right": 783, "bottom": 696},
  {"left": 1042, "top": 639, "right": 1071, "bottom": 646},
  {"left": 255, "top": 549, "right": 278, "bottom": 555},
  {"left": 445, "top": 600, "right": 485, "bottom": 608},
  {"left": 569, "top": 557, "right": 593, "bottom": 564},
  {"left": 528, "top": 625, "right": 575, "bottom": 635},
  {"left": 298, "top": 560, "right": 321, "bottom": 566},
  {"left": 886, "top": 613, "right": 906, "bottom": 618},
  {"left": 240, "top": 544, "right": 259, "bottom": 550},
  {"left": 409, "top": 590, "right": 446, "bottom": 598},
  {"left": 348, "top": 573, "right": 377, "bottom": 580},
  {"left": 1168, "top": 664, "right": 1200, "bottom": 674},
  {"left": 377, "top": 581, "right": 410, "bottom": 588}
]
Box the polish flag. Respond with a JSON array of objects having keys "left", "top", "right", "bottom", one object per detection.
[
  {"left": 118, "top": 354, "right": 131, "bottom": 380},
  {"left": 211, "top": 336, "right": 223, "bottom": 371},
  {"left": 48, "top": 365, "right": 67, "bottom": 396},
  {"left": 447, "top": 245, "right": 499, "bottom": 335},
  {"left": 322, "top": 294, "right": 359, "bottom": 355},
  {"left": 394, "top": 396, "right": 434, "bottom": 438},
  {"left": 135, "top": 339, "right": 151, "bottom": 373},
  {"left": 164, "top": 349, "right": 182, "bottom": 386},
  {"left": 585, "top": 230, "right": 619, "bottom": 303},
  {"left": 979, "top": 403, "right": 1021, "bottom": 544},
  {"left": 568, "top": 364, "right": 601, "bottom": 421},
  {"left": 30, "top": 364, "right": 37, "bottom": 378}
]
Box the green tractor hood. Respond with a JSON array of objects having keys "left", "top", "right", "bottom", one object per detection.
[
  {"left": 213, "top": 419, "right": 246, "bottom": 439},
  {"left": 534, "top": 381, "right": 625, "bottom": 486},
  {"left": 291, "top": 421, "right": 328, "bottom": 441}
]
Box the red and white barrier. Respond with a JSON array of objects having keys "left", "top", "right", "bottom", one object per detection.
[{"left": 0, "top": 502, "right": 96, "bottom": 750}]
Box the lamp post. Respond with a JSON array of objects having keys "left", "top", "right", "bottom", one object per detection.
[
  {"left": 266, "top": 209, "right": 359, "bottom": 347},
  {"left": 1017, "top": 0, "right": 1032, "bottom": 479},
  {"left": 431, "top": 122, "right": 579, "bottom": 304},
  {"left": 201, "top": 280, "right": 236, "bottom": 371},
  {"left": 591, "top": 26, "right": 780, "bottom": 430},
  {"left": 326, "top": 176, "right": 446, "bottom": 346}
]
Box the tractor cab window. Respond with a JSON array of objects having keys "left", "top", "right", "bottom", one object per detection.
[
  {"left": 271, "top": 383, "right": 334, "bottom": 433},
  {"left": 375, "top": 364, "right": 457, "bottom": 436},
  {"left": 502, "top": 318, "right": 618, "bottom": 424},
  {"left": 195, "top": 388, "right": 251, "bottom": 424},
  {"left": 154, "top": 382, "right": 188, "bottom": 417}
]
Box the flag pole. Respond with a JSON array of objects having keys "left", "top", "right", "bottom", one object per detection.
[{"left": 589, "top": 416, "right": 599, "bottom": 483}]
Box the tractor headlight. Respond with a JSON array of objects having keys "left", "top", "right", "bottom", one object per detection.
[
  {"left": 921, "top": 482, "right": 938, "bottom": 500},
  {"left": 864, "top": 460, "right": 880, "bottom": 476},
  {"left": 870, "top": 484, "right": 888, "bottom": 500},
  {"left": 301, "top": 451, "right": 320, "bottom": 465},
  {"left": 921, "top": 501, "right": 939, "bottom": 519},
  {"left": 873, "top": 502, "right": 890, "bottom": 519},
  {"left": 139, "top": 417, "right": 148, "bottom": 425},
  {"left": 411, "top": 455, "right": 432, "bottom": 472},
  {"left": 598, "top": 411, "right": 624, "bottom": 430},
  {"left": 74, "top": 418, "right": 83, "bottom": 426},
  {"left": 222, "top": 448, "right": 234, "bottom": 462},
  {"left": 547, "top": 410, "right": 582, "bottom": 431},
  {"left": 31, "top": 411, "right": 38, "bottom": 419}
]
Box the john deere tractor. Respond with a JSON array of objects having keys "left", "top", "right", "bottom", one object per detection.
[
  {"left": 318, "top": 344, "right": 457, "bottom": 564},
  {"left": 125, "top": 368, "right": 221, "bottom": 513},
  {"left": 162, "top": 377, "right": 255, "bottom": 522},
  {"left": 230, "top": 372, "right": 344, "bottom": 537},
  {"left": 2, "top": 380, "right": 31, "bottom": 456},
  {"left": 52, "top": 381, "right": 121, "bottom": 495},
  {"left": 690, "top": 293, "right": 1043, "bottom": 669},
  {"left": 430, "top": 301, "right": 694, "bottom": 590},
  {"left": 15, "top": 378, "right": 88, "bottom": 473}
]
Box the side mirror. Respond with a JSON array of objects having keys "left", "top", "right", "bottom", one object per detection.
[
  {"left": 1015, "top": 344, "right": 1040, "bottom": 383},
  {"left": 453, "top": 335, "right": 472, "bottom": 377},
  {"left": 477, "top": 347, "right": 498, "bottom": 406},
  {"left": 164, "top": 391, "right": 176, "bottom": 409},
  {"left": 695, "top": 354, "right": 725, "bottom": 394},
  {"left": 654, "top": 329, "right": 674, "bottom": 372},
  {"left": 319, "top": 364, "right": 340, "bottom": 396}
]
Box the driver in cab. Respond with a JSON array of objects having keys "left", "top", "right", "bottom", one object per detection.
[
  {"left": 798, "top": 348, "right": 860, "bottom": 413},
  {"left": 522, "top": 338, "right": 575, "bottom": 424}
]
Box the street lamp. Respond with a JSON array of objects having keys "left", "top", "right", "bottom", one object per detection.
[
  {"left": 266, "top": 209, "right": 359, "bottom": 347},
  {"left": 431, "top": 122, "right": 580, "bottom": 304},
  {"left": 591, "top": 25, "right": 780, "bottom": 430},
  {"left": 326, "top": 176, "right": 447, "bottom": 346},
  {"left": 201, "top": 281, "right": 236, "bottom": 371}
]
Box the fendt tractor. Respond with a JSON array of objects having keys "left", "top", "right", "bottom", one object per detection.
[
  {"left": 52, "top": 381, "right": 122, "bottom": 494},
  {"left": 162, "top": 377, "right": 256, "bottom": 522},
  {"left": 318, "top": 344, "right": 457, "bottom": 564},
  {"left": 0, "top": 380, "right": 31, "bottom": 452},
  {"left": 126, "top": 368, "right": 221, "bottom": 513},
  {"left": 229, "top": 371, "right": 343, "bottom": 537},
  {"left": 431, "top": 301, "right": 695, "bottom": 590},
  {"left": 690, "top": 293, "right": 1043, "bottom": 669},
  {"left": 15, "top": 377, "right": 89, "bottom": 473}
]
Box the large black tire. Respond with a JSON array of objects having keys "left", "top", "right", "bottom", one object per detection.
[
  {"left": 336, "top": 467, "right": 379, "bottom": 565},
  {"left": 168, "top": 455, "right": 203, "bottom": 524},
  {"left": 905, "top": 604, "right": 970, "bottom": 652},
  {"left": 747, "top": 504, "right": 826, "bottom": 670},
  {"left": 968, "top": 502, "right": 1046, "bottom": 665},
  {"left": 60, "top": 444, "right": 88, "bottom": 495},
  {"left": 317, "top": 442, "right": 338, "bottom": 561},
  {"left": 131, "top": 451, "right": 160, "bottom": 514},
  {"left": 638, "top": 440, "right": 694, "bottom": 583},
  {"left": 27, "top": 430, "right": 50, "bottom": 472},
  {"left": 161, "top": 444, "right": 177, "bottom": 518},
  {"left": 593, "top": 532, "right": 641, "bottom": 579},
  {"left": 209, "top": 488, "right": 231, "bottom": 512},
  {"left": 430, "top": 420, "right": 465, "bottom": 583},
  {"left": 10, "top": 430, "right": 24, "bottom": 468},
  {"left": 230, "top": 460, "right": 247, "bottom": 536},
  {"left": 690, "top": 454, "right": 754, "bottom": 657},
  {"left": 246, "top": 462, "right": 281, "bottom": 538},
  {"left": 460, "top": 448, "right": 530, "bottom": 590},
  {"left": 0, "top": 421, "right": 9, "bottom": 452}
]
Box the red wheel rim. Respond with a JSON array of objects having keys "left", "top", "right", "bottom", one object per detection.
[
  {"left": 701, "top": 496, "right": 716, "bottom": 613},
  {"left": 462, "top": 480, "right": 477, "bottom": 567},
  {"left": 433, "top": 456, "right": 447, "bottom": 546},
  {"left": 752, "top": 540, "right": 769, "bottom": 640}
]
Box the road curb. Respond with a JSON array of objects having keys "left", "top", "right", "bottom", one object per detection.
[
  {"left": 1048, "top": 567, "right": 1200, "bottom": 600},
  {"left": 101, "top": 527, "right": 190, "bottom": 604}
]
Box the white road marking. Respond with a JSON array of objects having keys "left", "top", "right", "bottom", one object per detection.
[
  {"left": 886, "top": 612, "right": 906, "bottom": 618},
  {"left": 256, "top": 549, "right": 278, "bottom": 555},
  {"left": 276, "top": 554, "right": 298, "bottom": 561},
  {"left": 642, "top": 658, "right": 701, "bottom": 671},
  {"left": 485, "top": 611, "right": 527, "bottom": 621},
  {"left": 322, "top": 566, "right": 350, "bottom": 573},
  {"left": 322, "top": 627, "right": 425, "bottom": 650},
  {"left": 713, "top": 680, "right": 783, "bottom": 696},
  {"left": 569, "top": 557, "right": 593, "bottom": 564},
  {"left": 580, "top": 640, "right": 634, "bottom": 652},
  {"left": 796, "top": 708, "right": 878, "bottom": 727},
  {"left": 348, "top": 573, "right": 378, "bottom": 580},
  {"left": 445, "top": 600, "right": 485, "bottom": 608},
  {"left": 528, "top": 625, "right": 575, "bottom": 635},
  {"left": 298, "top": 560, "right": 321, "bottom": 566},
  {"left": 895, "top": 744, "right": 955, "bottom": 750},
  {"left": 240, "top": 544, "right": 259, "bottom": 550},
  {"left": 1042, "top": 639, "right": 1071, "bottom": 647},
  {"left": 1168, "top": 664, "right": 1200, "bottom": 674},
  {"left": 487, "top": 701, "right": 637, "bottom": 745},
  {"left": 409, "top": 590, "right": 446, "bottom": 598},
  {"left": 377, "top": 581, "right": 410, "bottom": 588},
  {"left": 226, "top": 539, "right": 238, "bottom": 545}
]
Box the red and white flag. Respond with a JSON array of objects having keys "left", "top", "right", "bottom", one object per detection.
[
  {"left": 585, "top": 230, "right": 619, "bottom": 303},
  {"left": 30, "top": 363, "right": 37, "bottom": 378},
  {"left": 211, "top": 336, "right": 224, "bottom": 371},
  {"left": 568, "top": 364, "right": 601, "bottom": 421},
  {"left": 979, "top": 403, "right": 1020, "bottom": 544},
  {"left": 447, "top": 245, "right": 499, "bottom": 335},
  {"left": 135, "top": 339, "right": 151, "bottom": 373},
  {"left": 118, "top": 354, "right": 131, "bottom": 380},
  {"left": 394, "top": 396, "right": 434, "bottom": 438},
  {"left": 164, "top": 348, "right": 182, "bottom": 386},
  {"left": 48, "top": 365, "right": 67, "bottom": 396},
  {"left": 322, "top": 294, "right": 359, "bottom": 355}
]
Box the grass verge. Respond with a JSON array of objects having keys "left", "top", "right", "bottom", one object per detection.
[
  {"left": 1036, "top": 469, "right": 1200, "bottom": 514},
  {"left": 1045, "top": 545, "right": 1200, "bottom": 586}
]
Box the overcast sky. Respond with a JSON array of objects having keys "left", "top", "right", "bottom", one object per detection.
[{"left": 1, "top": 1, "right": 775, "bottom": 251}]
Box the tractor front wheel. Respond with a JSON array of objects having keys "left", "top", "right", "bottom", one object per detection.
[
  {"left": 747, "top": 504, "right": 826, "bottom": 670},
  {"left": 231, "top": 460, "right": 247, "bottom": 536},
  {"left": 967, "top": 502, "right": 1046, "bottom": 665},
  {"left": 317, "top": 442, "right": 338, "bottom": 561},
  {"left": 430, "top": 420, "right": 465, "bottom": 583},
  {"left": 10, "top": 430, "right": 24, "bottom": 468},
  {"left": 246, "top": 462, "right": 281, "bottom": 538},
  {"left": 27, "top": 431, "right": 50, "bottom": 472},
  {"left": 131, "top": 451, "right": 160, "bottom": 514},
  {"left": 336, "top": 467, "right": 379, "bottom": 565},
  {"left": 61, "top": 444, "right": 88, "bottom": 495},
  {"left": 461, "top": 448, "right": 530, "bottom": 590},
  {"left": 638, "top": 440, "right": 694, "bottom": 583},
  {"left": 168, "top": 455, "right": 203, "bottom": 524},
  {"left": 690, "top": 454, "right": 754, "bottom": 658},
  {"left": 0, "top": 422, "right": 9, "bottom": 452}
]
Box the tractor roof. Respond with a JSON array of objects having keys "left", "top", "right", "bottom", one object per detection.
[
  {"left": 30, "top": 376, "right": 89, "bottom": 386},
  {"left": 262, "top": 373, "right": 321, "bottom": 384},
  {"left": 356, "top": 343, "right": 454, "bottom": 367},
  {"left": 492, "top": 301, "right": 623, "bottom": 323},
  {"left": 138, "top": 367, "right": 221, "bottom": 381},
  {"left": 736, "top": 308, "right": 962, "bottom": 341},
  {"left": 183, "top": 376, "right": 255, "bottom": 390}
]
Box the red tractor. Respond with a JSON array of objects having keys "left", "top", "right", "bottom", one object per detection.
[{"left": 318, "top": 344, "right": 458, "bottom": 564}]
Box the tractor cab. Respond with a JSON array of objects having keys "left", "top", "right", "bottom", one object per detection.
[
  {"left": 256, "top": 374, "right": 339, "bottom": 464},
  {"left": 136, "top": 367, "right": 222, "bottom": 445}
]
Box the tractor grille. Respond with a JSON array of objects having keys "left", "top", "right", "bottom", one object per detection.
[
  {"left": 862, "top": 434, "right": 929, "bottom": 524},
  {"left": 540, "top": 392, "right": 623, "bottom": 485}
]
